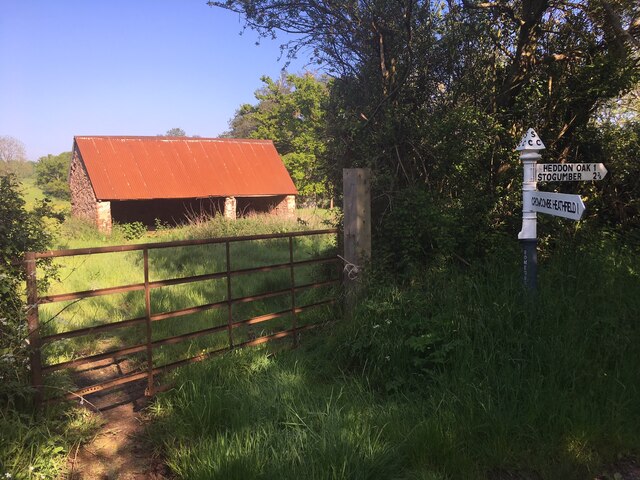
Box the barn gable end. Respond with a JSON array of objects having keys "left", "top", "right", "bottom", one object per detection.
[{"left": 69, "top": 146, "right": 113, "bottom": 232}]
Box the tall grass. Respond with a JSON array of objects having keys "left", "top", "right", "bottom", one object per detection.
[
  {"left": 147, "top": 232, "right": 640, "bottom": 479},
  {"left": 38, "top": 211, "right": 338, "bottom": 392},
  {"left": 3, "top": 210, "right": 337, "bottom": 478},
  {"left": 148, "top": 348, "right": 411, "bottom": 480},
  {"left": 0, "top": 404, "right": 100, "bottom": 479}
]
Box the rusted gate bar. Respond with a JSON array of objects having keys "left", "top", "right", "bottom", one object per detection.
[
  {"left": 48, "top": 309, "right": 340, "bottom": 403},
  {"left": 24, "top": 252, "right": 43, "bottom": 406},
  {"left": 34, "top": 229, "right": 338, "bottom": 259},
  {"left": 43, "top": 344, "right": 147, "bottom": 373},
  {"left": 225, "top": 240, "right": 234, "bottom": 348},
  {"left": 143, "top": 248, "right": 154, "bottom": 396},
  {"left": 39, "top": 272, "right": 227, "bottom": 304},
  {"left": 289, "top": 236, "right": 298, "bottom": 347}
]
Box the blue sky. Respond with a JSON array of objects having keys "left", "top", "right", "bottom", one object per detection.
[{"left": 0, "top": 1, "right": 309, "bottom": 160}]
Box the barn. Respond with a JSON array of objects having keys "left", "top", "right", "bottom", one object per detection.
[{"left": 69, "top": 136, "right": 298, "bottom": 233}]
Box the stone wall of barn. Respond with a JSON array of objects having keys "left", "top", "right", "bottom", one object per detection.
[{"left": 69, "top": 150, "right": 112, "bottom": 233}]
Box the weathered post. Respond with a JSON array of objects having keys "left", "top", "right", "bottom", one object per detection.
[
  {"left": 516, "top": 129, "right": 545, "bottom": 291},
  {"left": 24, "top": 252, "right": 43, "bottom": 406},
  {"left": 342, "top": 168, "right": 371, "bottom": 314}
]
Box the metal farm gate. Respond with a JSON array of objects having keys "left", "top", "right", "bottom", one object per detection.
[{"left": 25, "top": 229, "right": 340, "bottom": 405}]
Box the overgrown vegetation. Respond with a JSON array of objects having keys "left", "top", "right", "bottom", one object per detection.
[
  {"left": 0, "top": 174, "right": 92, "bottom": 479},
  {"left": 3, "top": 1, "right": 640, "bottom": 477},
  {"left": 215, "top": 0, "right": 640, "bottom": 274},
  {"left": 3, "top": 170, "right": 639, "bottom": 478},
  {"left": 149, "top": 231, "right": 640, "bottom": 479}
]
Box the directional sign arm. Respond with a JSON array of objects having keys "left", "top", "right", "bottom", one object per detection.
[
  {"left": 535, "top": 163, "right": 608, "bottom": 182},
  {"left": 525, "top": 191, "right": 586, "bottom": 221}
]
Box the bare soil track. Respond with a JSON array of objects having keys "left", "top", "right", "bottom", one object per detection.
[{"left": 65, "top": 358, "right": 171, "bottom": 480}]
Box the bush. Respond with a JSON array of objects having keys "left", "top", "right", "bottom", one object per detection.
[
  {"left": 114, "top": 221, "right": 147, "bottom": 240},
  {"left": 375, "top": 188, "right": 459, "bottom": 276},
  {"left": 34, "top": 152, "right": 71, "bottom": 200},
  {"left": 0, "top": 175, "right": 99, "bottom": 479},
  {"left": 0, "top": 174, "right": 61, "bottom": 407}
]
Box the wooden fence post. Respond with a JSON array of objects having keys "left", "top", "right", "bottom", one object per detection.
[
  {"left": 25, "top": 252, "right": 43, "bottom": 406},
  {"left": 342, "top": 168, "right": 371, "bottom": 315}
]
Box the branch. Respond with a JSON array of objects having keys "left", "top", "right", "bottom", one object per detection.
[
  {"left": 461, "top": 0, "right": 523, "bottom": 25},
  {"left": 600, "top": 0, "right": 640, "bottom": 51}
]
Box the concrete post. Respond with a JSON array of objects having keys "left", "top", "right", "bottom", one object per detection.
[
  {"left": 516, "top": 129, "right": 545, "bottom": 291},
  {"left": 96, "top": 201, "right": 112, "bottom": 234},
  {"left": 224, "top": 196, "right": 237, "bottom": 220},
  {"left": 285, "top": 195, "right": 296, "bottom": 216}
]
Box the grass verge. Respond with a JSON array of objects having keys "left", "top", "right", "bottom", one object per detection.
[
  {"left": 0, "top": 404, "right": 100, "bottom": 479},
  {"left": 147, "top": 232, "right": 640, "bottom": 479}
]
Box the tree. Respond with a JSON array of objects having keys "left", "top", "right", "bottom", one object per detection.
[
  {"left": 211, "top": 0, "right": 640, "bottom": 268},
  {"left": 223, "top": 104, "right": 260, "bottom": 139},
  {"left": 0, "top": 136, "right": 31, "bottom": 178},
  {"left": 165, "top": 127, "right": 186, "bottom": 137},
  {"left": 226, "top": 73, "right": 334, "bottom": 204},
  {"left": 0, "top": 136, "right": 27, "bottom": 163},
  {"left": 35, "top": 152, "right": 71, "bottom": 200}
]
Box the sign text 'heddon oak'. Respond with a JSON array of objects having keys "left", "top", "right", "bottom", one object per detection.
[
  {"left": 536, "top": 163, "right": 608, "bottom": 182},
  {"left": 525, "top": 190, "right": 586, "bottom": 221}
]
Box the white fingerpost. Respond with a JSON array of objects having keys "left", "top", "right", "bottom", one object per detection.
[{"left": 516, "top": 128, "right": 545, "bottom": 290}]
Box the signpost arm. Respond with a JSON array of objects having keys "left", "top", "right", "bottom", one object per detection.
[{"left": 516, "top": 129, "right": 545, "bottom": 291}]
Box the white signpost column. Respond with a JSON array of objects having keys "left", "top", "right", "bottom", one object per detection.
[
  {"left": 515, "top": 129, "right": 606, "bottom": 290},
  {"left": 516, "top": 129, "right": 545, "bottom": 290}
]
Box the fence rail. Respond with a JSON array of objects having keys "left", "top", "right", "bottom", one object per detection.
[{"left": 25, "top": 228, "right": 340, "bottom": 404}]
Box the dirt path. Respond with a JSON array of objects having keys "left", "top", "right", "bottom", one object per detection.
[{"left": 66, "top": 358, "right": 171, "bottom": 480}]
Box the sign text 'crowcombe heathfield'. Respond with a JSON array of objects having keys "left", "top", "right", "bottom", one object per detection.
[{"left": 525, "top": 190, "right": 586, "bottom": 221}]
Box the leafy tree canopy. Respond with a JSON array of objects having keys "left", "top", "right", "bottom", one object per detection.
[
  {"left": 35, "top": 152, "right": 71, "bottom": 200},
  {"left": 165, "top": 127, "right": 187, "bottom": 136},
  {"left": 212, "top": 0, "right": 640, "bottom": 268},
  {"left": 227, "top": 72, "right": 334, "bottom": 203}
]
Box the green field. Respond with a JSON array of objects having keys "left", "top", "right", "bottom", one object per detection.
[
  {"left": 18, "top": 177, "right": 70, "bottom": 214},
  {"left": 37, "top": 212, "right": 338, "bottom": 391}
]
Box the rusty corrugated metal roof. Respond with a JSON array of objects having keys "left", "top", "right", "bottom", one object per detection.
[{"left": 74, "top": 136, "right": 298, "bottom": 201}]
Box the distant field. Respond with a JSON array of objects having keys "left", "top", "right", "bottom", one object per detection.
[{"left": 19, "top": 177, "right": 70, "bottom": 213}]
